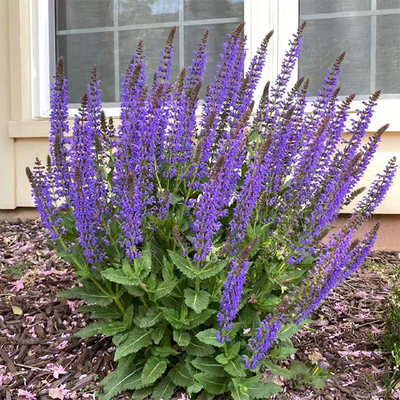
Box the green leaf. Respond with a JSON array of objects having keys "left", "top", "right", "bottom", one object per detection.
[
  {"left": 114, "top": 328, "right": 153, "bottom": 361},
  {"left": 151, "top": 279, "right": 177, "bottom": 301},
  {"left": 122, "top": 258, "right": 135, "bottom": 278},
  {"left": 153, "top": 376, "right": 176, "bottom": 400},
  {"left": 58, "top": 284, "right": 112, "bottom": 306},
  {"left": 253, "top": 296, "right": 280, "bottom": 312},
  {"left": 77, "top": 304, "right": 122, "bottom": 320},
  {"left": 125, "top": 284, "right": 145, "bottom": 296},
  {"left": 229, "top": 380, "right": 250, "bottom": 400},
  {"left": 277, "top": 323, "right": 300, "bottom": 341},
  {"left": 184, "top": 289, "right": 210, "bottom": 314},
  {"left": 196, "top": 328, "right": 223, "bottom": 348},
  {"left": 262, "top": 360, "right": 293, "bottom": 379},
  {"left": 189, "top": 309, "right": 217, "bottom": 329},
  {"left": 123, "top": 305, "right": 134, "bottom": 329},
  {"left": 134, "top": 308, "right": 162, "bottom": 328},
  {"left": 76, "top": 322, "right": 106, "bottom": 338},
  {"left": 188, "top": 382, "right": 203, "bottom": 396},
  {"left": 99, "top": 357, "right": 144, "bottom": 400},
  {"left": 152, "top": 345, "right": 179, "bottom": 358},
  {"left": 102, "top": 321, "right": 128, "bottom": 337},
  {"left": 223, "top": 357, "right": 246, "bottom": 377},
  {"left": 226, "top": 342, "right": 241, "bottom": 359},
  {"left": 136, "top": 245, "right": 152, "bottom": 278},
  {"left": 173, "top": 330, "right": 191, "bottom": 347},
  {"left": 169, "top": 362, "right": 194, "bottom": 387},
  {"left": 269, "top": 344, "right": 297, "bottom": 361},
  {"left": 167, "top": 250, "right": 197, "bottom": 279},
  {"left": 160, "top": 307, "right": 188, "bottom": 329},
  {"left": 215, "top": 354, "right": 229, "bottom": 365},
  {"left": 141, "top": 357, "right": 168, "bottom": 385},
  {"left": 247, "top": 381, "right": 282, "bottom": 398},
  {"left": 132, "top": 385, "right": 155, "bottom": 399},
  {"left": 186, "top": 338, "right": 215, "bottom": 356},
  {"left": 194, "top": 373, "right": 228, "bottom": 395},
  {"left": 151, "top": 326, "right": 166, "bottom": 345},
  {"left": 101, "top": 268, "right": 141, "bottom": 286},
  {"left": 199, "top": 260, "right": 228, "bottom": 280},
  {"left": 191, "top": 357, "right": 227, "bottom": 376}
]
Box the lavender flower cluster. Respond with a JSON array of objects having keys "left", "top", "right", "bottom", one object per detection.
[{"left": 27, "top": 23, "right": 397, "bottom": 372}]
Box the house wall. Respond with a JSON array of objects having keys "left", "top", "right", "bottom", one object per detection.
[{"left": 1, "top": 0, "right": 400, "bottom": 249}]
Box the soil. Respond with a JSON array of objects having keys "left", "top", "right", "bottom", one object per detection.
[{"left": 0, "top": 219, "right": 399, "bottom": 400}]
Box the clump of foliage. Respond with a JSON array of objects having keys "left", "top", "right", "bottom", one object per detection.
[{"left": 27, "top": 23, "right": 397, "bottom": 400}]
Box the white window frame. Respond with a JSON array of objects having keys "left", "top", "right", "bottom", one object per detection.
[{"left": 31, "top": 0, "right": 398, "bottom": 130}]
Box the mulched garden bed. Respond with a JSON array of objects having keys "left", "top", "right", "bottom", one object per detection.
[{"left": 0, "top": 219, "right": 399, "bottom": 400}]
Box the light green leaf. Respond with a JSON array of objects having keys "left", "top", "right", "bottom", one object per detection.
[
  {"left": 173, "top": 330, "right": 191, "bottom": 347},
  {"left": 186, "top": 338, "right": 215, "bottom": 356},
  {"left": 76, "top": 321, "right": 106, "bottom": 338},
  {"left": 184, "top": 289, "right": 210, "bottom": 314},
  {"left": 134, "top": 308, "right": 162, "bottom": 328},
  {"left": 151, "top": 279, "right": 177, "bottom": 301},
  {"left": 191, "top": 357, "right": 227, "bottom": 376},
  {"left": 122, "top": 258, "right": 135, "bottom": 278},
  {"left": 188, "top": 382, "right": 203, "bottom": 396},
  {"left": 169, "top": 362, "right": 194, "bottom": 387},
  {"left": 167, "top": 250, "right": 197, "bottom": 279},
  {"left": 277, "top": 323, "right": 300, "bottom": 341},
  {"left": 151, "top": 346, "right": 179, "bottom": 358},
  {"left": 194, "top": 373, "right": 228, "bottom": 395},
  {"left": 262, "top": 360, "right": 293, "bottom": 378},
  {"left": 58, "top": 284, "right": 112, "bottom": 306},
  {"left": 141, "top": 357, "right": 167, "bottom": 385},
  {"left": 247, "top": 381, "right": 282, "bottom": 398},
  {"left": 153, "top": 376, "right": 175, "bottom": 400},
  {"left": 196, "top": 328, "right": 223, "bottom": 348},
  {"left": 101, "top": 268, "right": 141, "bottom": 286},
  {"left": 223, "top": 357, "right": 246, "bottom": 377},
  {"left": 114, "top": 328, "right": 153, "bottom": 361},
  {"left": 199, "top": 260, "right": 228, "bottom": 280},
  {"left": 137, "top": 245, "right": 152, "bottom": 277},
  {"left": 229, "top": 380, "right": 250, "bottom": 400},
  {"left": 269, "top": 344, "right": 297, "bottom": 361},
  {"left": 151, "top": 326, "right": 166, "bottom": 345}
]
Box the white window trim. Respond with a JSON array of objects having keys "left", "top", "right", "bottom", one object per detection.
[{"left": 30, "top": 0, "right": 400, "bottom": 130}]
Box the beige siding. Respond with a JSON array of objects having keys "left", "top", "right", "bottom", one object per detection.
[{"left": 1, "top": 0, "right": 400, "bottom": 216}]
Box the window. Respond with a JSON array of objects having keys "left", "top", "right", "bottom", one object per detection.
[
  {"left": 299, "top": 0, "right": 400, "bottom": 99},
  {"left": 55, "top": 0, "right": 244, "bottom": 104}
]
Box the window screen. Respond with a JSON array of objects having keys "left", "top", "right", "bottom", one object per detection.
[{"left": 55, "top": 0, "right": 244, "bottom": 104}]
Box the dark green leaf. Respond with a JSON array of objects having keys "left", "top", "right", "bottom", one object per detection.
[
  {"left": 187, "top": 382, "right": 203, "bottom": 396},
  {"left": 114, "top": 328, "right": 153, "bottom": 361},
  {"left": 189, "top": 309, "right": 216, "bottom": 329},
  {"left": 151, "top": 326, "right": 166, "bottom": 345},
  {"left": 58, "top": 284, "right": 112, "bottom": 306},
  {"left": 153, "top": 376, "right": 175, "bottom": 400},
  {"left": 123, "top": 305, "right": 134, "bottom": 329},
  {"left": 134, "top": 308, "right": 162, "bottom": 328},
  {"left": 151, "top": 345, "right": 179, "bottom": 358},
  {"left": 167, "top": 250, "right": 197, "bottom": 279},
  {"left": 196, "top": 328, "right": 223, "bottom": 348},
  {"left": 75, "top": 322, "right": 106, "bottom": 338},
  {"left": 132, "top": 385, "right": 155, "bottom": 399},
  {"left": 199, "top": 260, "right": 228, "bottom": 280},
  {"left": 101, "top": 268, "right": 141, "bottom": 286},
  {"left": 169, "top": 362, "right": 194, "bottom": 387},
  {"left": 191, "top": 357, "right": 227, "bottom": 376},
  {"left": 184, "top": 289, "right": 210, "bottom": 314},
  {"left": 141, "top": 357, "right": 167, "bottom": 385},
  {"left": 194, "top": 373, "right": 228, "bottom": 395},
  {"left": 262, "top": 360, "right": 293, "bottom": 378},
  {"left": 186, "top": 338, "right": 215, "bottom": 356},
  {"left": 160, "top": 307, "right": 188, "bottom": 329}
]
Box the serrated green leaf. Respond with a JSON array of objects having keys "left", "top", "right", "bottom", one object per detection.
[
  {"left": 226, "top": 341, "right": 241, "bottom": 359},
  {"left": 194, "top": 373, "right": 228, "bottom": 395},
  {"left": 137, "top": 246, "right": 152, "bottom": 277},
  {"left": 102, "top": 321, "right": 128, "bottom": 336},
  {"left": 160, "top": 307, "right": 188, "bottom": 329},
  {"left": 199, "top": 260, "right": 228, "bottom": 280},
  {"left": 132, "top": 384, "right": 155, "bottom": 399},
  {"left": 184, "top": 289, "right": 210, "bottom": 314},
  {"left": 247, "top": 381, "right": 282, "bottom": 398},
  {"left": 153, "top": 376, "right": 175, "bottom": 400},
  {"left": 125, "top": 285, "right": 145, "bottom": 296},
  {"left": 113, "top": 331, "right": 129, "bottom": 346},
  {"left": 277, "top": 323, "right": 299, "bottom": 341},
  {"left": 123, "top": 305, "right": 134, "bottom": 329},
  {"left": 58, "top": 284, "right": 112, "bottom": 306},
  {"left": 223, "top": 357, "right": 246, "bottom": 377},
  {"left": 229, "top": 380, "right": 250, "bottom": 400},
  {"left": 186, "top": 338, "right": 215, "bottom": 356},
  {"left": 151, "top": 326, "right": 166, "bottom": 345},
  {"left": 262, "top": 360, "right": 293, "bottom": 378},
  {"left": 152, "top": 279, "right": 177, "bottom": 300},
  {"left": 151, "top": 345, "right": 179, "bottom": 358},
  {"left": 167, "top": 250, "right": 197, "bottom": 279},
  {"left": 141, "top": 357, "right": 168, "bottom": 385},
  {"left": 173, "top": 330, "right": 191, "bottom": 347},
  {"left": 188, "top": 382, "right": 203, "bottom": 396},
  {"left": 191, "top": 357, "right": 227, "bottom": 376},
  {"left": 215, "top": 354, "right": 229, "bottom": 365},
  {"left": 114, "top": 328, "right": 153, "bottom": 361},
  {"left": 99, "top": 357, "right": 144, "bottom": 400},
  {"left": 77, "top": 304, "right": 122, "bottom": 320},
  {"left": 101, "top": 268, "right": 141, "bottom": 286},
  {"left": 189, "top": 309, "right": 217, "bottom": 329},
  {"left": 122, "top": 258, "right": 135, "bottom": 278},
  {"left": 76, "top": 322, "right": 106, "bottom": 338},
  {"left": 196, "top": 328, "right": 223, "bottom": 347},
  {"left": 134, "top": 308, "right": 162, "bottom": 328},
  {"left": 269, "top": 344, "right": 297, "bottom": 361},
  {"left": 169, "top": 362, "right": 194, "bottom": 387}
]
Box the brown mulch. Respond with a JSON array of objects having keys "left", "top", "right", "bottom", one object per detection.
[{"left": 0, "top": 219, "right": 399, "bottom": 400}]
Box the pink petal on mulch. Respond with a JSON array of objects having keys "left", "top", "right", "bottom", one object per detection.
[
  {"left": 46, "top": 363, "right": 68, "bottom": 379},
  {"left": 17, "top": 389, "right": 37, "bottom": 399}
]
